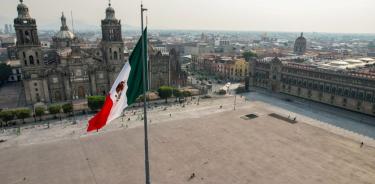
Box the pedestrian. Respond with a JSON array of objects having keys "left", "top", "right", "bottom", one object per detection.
[
  {"left": 170, "top": 113, "right": 172, "bottom": 117},
  {"left": 360, "top": 142, "right": 364, "bottom": 148},
  {"left": 293, "top": 117, "right": 296, "bottom": 121},
  {"left": 128, "top": 117, "right": 130, "bottom": 121}
]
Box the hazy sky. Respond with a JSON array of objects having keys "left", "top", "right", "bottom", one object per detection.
[{"left": 1, "top": 0, "right": 375, "bottom": 33}]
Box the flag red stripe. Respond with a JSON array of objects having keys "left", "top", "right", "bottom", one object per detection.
[{"left": 87, "top": 95, "right": 114, "bottom": 132}]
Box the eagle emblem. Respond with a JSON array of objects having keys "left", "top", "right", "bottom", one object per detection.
[{"left": 115, "top": 81, "right": 126, "bottom": 102}]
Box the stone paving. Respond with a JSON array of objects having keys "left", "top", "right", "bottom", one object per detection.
[{"left": 0, "top": 95, "right": 375, "bottom": 184}]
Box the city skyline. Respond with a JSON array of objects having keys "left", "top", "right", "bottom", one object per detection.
[{"left": 0, "top": 0, "right": 375, "bottom": 34}]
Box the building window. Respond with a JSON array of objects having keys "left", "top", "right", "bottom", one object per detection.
[
  {"left": 98, "top": 73, "right": 104, "bottom": 79},
  {"left": 75, "top": 69, "right": 82, "bottom": 76},
  {"left": 113, "top": 51, "right": 118, "bottom": 60},
  {"left": 34, "top": 82, "right": 37, "bottom": 86},
  {"left": 52, "top": 77, "right": 58, "bottom": 83},
  {"left": 357, "top": 101, "right": 362, "bottom": 110},
  {"left": 29, "top": 55, "right": 34, "bottom": 65},
  {"left": 23, "top": 52, "right": 26, "bottom": 59},
  {"left": 24, "top": 60, "right": 27, "bottom": 66},
  {"left": 35, "top": 88, "right": 38, "bottom": 92}
]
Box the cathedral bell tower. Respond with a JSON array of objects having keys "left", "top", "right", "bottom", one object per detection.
[
  {"left": 101, "top": 1, "right": 125, "bottom": 85},
  {"left": 101, "top": 1, "right": 124, "bottom": 63},
  {"left": 14, "top": 0, "right": 43, "bottom": 67},
  {"left": 14, "top": 0, "right": 49, "bottom": 104}
]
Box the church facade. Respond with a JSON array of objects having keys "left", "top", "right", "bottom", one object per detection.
[{"left": 14, "top": 0, "right": 125, "bottom": 105}]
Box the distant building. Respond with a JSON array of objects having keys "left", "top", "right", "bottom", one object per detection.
[
  {"left": 0, "top": 37, "right": 16, "bottom": 48},
  {"left": 368, "top": 42, "right": 375, "bottom": 57},
  {"left": 294, "top": 33, "right": 307, "bottom": 55},
  {"left": 14, "top": 0, "right": 125, "bottom": 104},
  {"left": 192, "top": 54, "right": 249, "bottom": 81},
  {"left": 248, "top": 57, "right": 375, "bottom": 116},
  {"left": 6, "top": 60, "right": 22, "bottom": 82},
  {"left": 149, "top": 47, "right": 187, "bottom": 89}
]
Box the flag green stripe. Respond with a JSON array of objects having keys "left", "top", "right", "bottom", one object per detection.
[{"left": 126, "top": 28, "right": 148, "bottom": 105}]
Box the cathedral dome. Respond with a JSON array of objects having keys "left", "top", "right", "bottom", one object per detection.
[
  {"left": 295, "top": 33, "right": 306, "bottom": 44},
  {"left": 54, "top": 12, "right": 74, "bottom": 40},
  {"left": 294, "top": 32, "right": 307, "bottom": 55},
  {"left": 17, "top": 0, "right": 31, "bottom": 18},
  {"left": 105, "top": 2, "right": 116, "bottom": 20},
  {"left": 55, "top": 30, "right": 75, "bottom": 40}
]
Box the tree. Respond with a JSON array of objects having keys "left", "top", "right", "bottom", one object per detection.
[
  {"left": 48, "top": 104, "right": 61, "bottom": 119},
  {"left": 158, "top": 86, "right": 173, "bottom": 103},
  {"left": 173, "top": 88, "right": 183, "bottom": 102},
  {"left": 0, "top": 110, "right": 15, "bottom": 126},
  {"left": 87, "top": 96, "right": 105, "bottom": 111},
  {"left": 182, "top": 90, "right": 192, "bottom": 98},
  {"left": 242, "top": 51, "right": 258, "bottom": 61},
  {"left": 62, "top": 103, "right": 73, "bottom": 115},
  {"left": 15, "top": 108, "right": 31, "bottom": 124},
  {"left": 0, "top": 63, "right": 12, "bottom": 85},
  {"left": 35, "top": 106, "right": 45, "bottom": 121}
]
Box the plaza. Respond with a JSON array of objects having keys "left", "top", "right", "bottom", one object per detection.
[{"left": 1, "top": 93, "right": 375, "bottom": 184}]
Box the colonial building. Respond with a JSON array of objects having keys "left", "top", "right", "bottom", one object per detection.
[
  {"left": 192, "top": 54, "right": 249, "bottom": 81},
  {"left": 149, "top": 47, "right": 187, "bottom": 89},
  {"left": 294, "top": 33, "right": 307, "bottom": 55},
  {"left": 14, "top": 0, "right": 125, "bottom": 104},
  {"left": 248, "top": 57, "right": 375, "bottom": 116}
]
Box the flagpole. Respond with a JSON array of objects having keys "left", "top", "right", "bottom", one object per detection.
[{"left": 141, "top": 3, "right": 151, "bottom": 184}]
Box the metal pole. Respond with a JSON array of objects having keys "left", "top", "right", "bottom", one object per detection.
[{"left": 141, "top": 4, "right": 151, "bottom": 184}]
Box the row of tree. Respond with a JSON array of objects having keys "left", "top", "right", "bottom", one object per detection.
[
  {"left": 157, "top": 86, "right": 192, "bottom": 103},
  {"left": 86, "top": 86, "right": 193, "bottom": 111},
  {"left": 0, "top": 103, "right": 73, "bottom": 126}
]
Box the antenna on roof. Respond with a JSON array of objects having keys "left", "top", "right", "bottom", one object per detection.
[{"left": 71, "top": 10, "right": 75, "bottom": 35}]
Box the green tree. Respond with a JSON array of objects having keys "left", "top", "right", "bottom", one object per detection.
[
  {"left": 182, "top": 91, "right": 192, "bottom": 98},
  {"left": 48, "top": 104, "right": 61, "bottom": 119},
  {"left": 0, "top": 63, "right": 12, "bottom": 85},
  {"left": 35, "top": 106, "right": 45, "bottom": 121},
  {"left": 0, "top": 110, "right": 15, "bottom": 126},
  {"left": 242, "top": 51, "right": 258, "bottom": 61},
  {"left": 158, "top": 86, "right": 173, "bottom": 103},
  {"left": 87, "top": 96, "right": 105, "bottom": 111},
  {"left": 15, "top": 108, "right": 31, "bottom": 123},
  {"left": 173, "top": 88, "right": 183, "bottom": 102},
  {"left": 62, "top": 103, "right": 73, "bottom": 115}
]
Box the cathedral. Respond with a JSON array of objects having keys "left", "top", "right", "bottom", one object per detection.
[
  {"left": 14, "top": 0, "right": 135, "bottom": 105},
  {"left": 293, "top": 32, "right": 307, "bottom": 55}
]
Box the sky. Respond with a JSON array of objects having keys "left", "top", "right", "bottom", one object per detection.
[{"left": 1, "top": 0, "right": 375, "bottom": 33}]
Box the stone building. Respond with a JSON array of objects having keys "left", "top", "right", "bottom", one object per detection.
[
  {"left": 248, "top": 57, "right": 375, "bottom": 116},
  {"left": 14, "top": 0, "right": 125, "bottom": 104},
  {"left": 294, "top": 33, "right": 307, "bottom": 55},
  {"left": 149, "top": 47, "right": 187, "bottom": 89}
]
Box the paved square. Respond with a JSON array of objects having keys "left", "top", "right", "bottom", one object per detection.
[{"left": 1, "top": 97, "right": 375, "bottom": 184}]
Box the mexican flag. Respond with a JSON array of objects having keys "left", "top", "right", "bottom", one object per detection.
[{"left": 87, "top": 28, "right": 148, "bottom": 132}]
